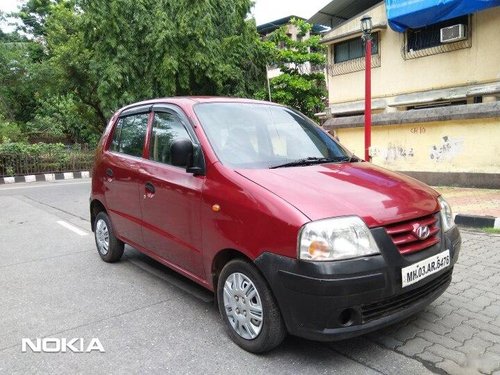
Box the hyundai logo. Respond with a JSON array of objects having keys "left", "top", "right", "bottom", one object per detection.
[{"left": 414, "top": 225, "right": 430, "bottom": 240}]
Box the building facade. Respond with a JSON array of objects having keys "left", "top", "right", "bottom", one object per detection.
[{"left": 317, "top": 2, "right": 500, "bottom": 187}]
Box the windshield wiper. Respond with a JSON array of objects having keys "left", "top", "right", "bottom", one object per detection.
[
  {"left": 270, "top": 156, "right": 347, "bottom": 169},
  {"left": 340, "top": 154, "right": 361, "bottom": 163}
]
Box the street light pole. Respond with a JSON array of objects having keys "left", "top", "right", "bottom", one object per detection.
[
  {"left": 266, "top": 64, "right": 272, "bottom": 102},
  {"left": 361, "top": 15, "right": 373, "bottom": 162}
]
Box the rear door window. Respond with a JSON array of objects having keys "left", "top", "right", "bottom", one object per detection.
[{"left": 110, "top": 114, "right": 148, "bottom": 157}]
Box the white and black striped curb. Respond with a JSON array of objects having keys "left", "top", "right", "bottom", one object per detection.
[
  {"left": 455, "top": 214, "right": 500, "bottom": 229},
  {"left": 0, "top": 171, "right": 90, "bottom": 184}
]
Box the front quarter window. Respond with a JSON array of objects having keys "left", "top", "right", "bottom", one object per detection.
[
  {"left": 149, "top": 112, "right": 192, "bottom": 166},
  {"left": 194, "top": 103, "right": 350, "bottom": 169}
]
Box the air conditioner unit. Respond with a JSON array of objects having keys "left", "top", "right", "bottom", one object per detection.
[{"left": 440, "top": 24, "right": 466, "bottom": 43}]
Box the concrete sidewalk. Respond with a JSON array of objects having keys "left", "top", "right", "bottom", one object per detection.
[{"left": 434, "top": 187, "right": 500, "bottom": 229}]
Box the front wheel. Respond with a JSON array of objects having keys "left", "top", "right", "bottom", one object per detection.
[{"left": 217, "top": 259, "right": 286, "bottom": 353}]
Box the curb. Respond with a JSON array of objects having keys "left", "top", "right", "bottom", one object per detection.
[
  {"left": 0, "top": 171, "right": 90, "bottom": 185},
  {"left": 455, "top": 214, "right": 500, "bottom": 229}
]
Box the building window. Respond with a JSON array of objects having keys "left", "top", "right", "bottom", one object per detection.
[
  {"left": 407, "top": 100, "right": 467, "bottom": 110},
  {"left": 406, "top": 15, "right": 469, "bottom": 52},
  {"left": 333, "top": 33, "right": 378, "bottom": 63}
]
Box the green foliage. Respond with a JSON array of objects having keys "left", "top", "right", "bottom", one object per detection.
[
  {"left": 483, "top": 228, "right": 500, "bottom": 235},
  {"left": 77, "top": 0, "right": 267, "bottom": 115},
  {"left": 0, "top": 141, "right": 66, "bottom": 155},
  {"left": 0, "top": 141, "right": 94, "bottom": 177},
  {"left": 0, "top": 0, "right": 269, "bottom": 147},
  {"left": 26, "top": 94, "right": 99, "bottom": 145},
  {"left": 0, "top": 114, "right": 25, "bottom": 143},
  {"left": 259, "top": 18, "right": 327, "bottom": 118},
  {"left": 0, "top": 32, "right": 44, "bottom": 124},
  {"left": 17, "top": 0, "right": 57, "bottom": 37},
  {"left": 265, "top": 73, "right": 327, "bottom": 117}
]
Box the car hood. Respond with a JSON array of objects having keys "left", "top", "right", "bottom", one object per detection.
[{"left": 235, "top": 162, "right": 440, "bottom": 227}]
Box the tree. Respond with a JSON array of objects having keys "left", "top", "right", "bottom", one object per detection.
[
  {"left": 0, "top": 1, "right": 102, "bottom": 145},
  {"left": 1, "top": 0, "right": 270, "bottom": 145},
  {"left": 17, "top": 0, "right": 55, "bottom": 37},
  {"left": 259, "top": 18, "right": 327, "bottom": 118},
  {"left": 0, "top": 30, "right": 44, "bottom": 124},
  {"left": 76, "top": 0, "right": 268, "bottom": 118},
  {"left": 44, "top": 1, "right": 108, "bottom": 130},
  {"left": 25, "top": 94, "right": 100, "bottom": 144}
]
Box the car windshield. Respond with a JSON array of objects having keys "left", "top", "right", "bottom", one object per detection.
[{"left": 194, "top": 102, "right": 352, "bottom": 169}]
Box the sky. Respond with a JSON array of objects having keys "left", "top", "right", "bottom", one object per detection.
[
  {"left": 0, "top": 0, "right": 331, "bottom": 31},
  {"left": 0, "top": 0, "right": 22, "bottom": 13},
  {"left": 251, "top": 0, "right": 331, "bottom": 25}
]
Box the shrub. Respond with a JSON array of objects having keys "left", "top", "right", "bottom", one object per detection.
[
  {"left": 0, "top": 120, "right": 26, "bottom": 143},
  {"left": 0, "top": 141, "right": 94, "bottom": 176}
]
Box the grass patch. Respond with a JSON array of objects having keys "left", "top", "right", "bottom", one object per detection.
[{"left": 483, "top": 227, "right": 500, "bottom": 235}]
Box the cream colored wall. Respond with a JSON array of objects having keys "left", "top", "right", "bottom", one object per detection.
[
  {"left": 336, "top": 118, "right": 500, "bottom": 173},
  {"left": 325, "top": 4, "right": 500, "bottom": 104}
]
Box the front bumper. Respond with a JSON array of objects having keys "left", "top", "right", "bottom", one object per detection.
[{"left": 255, "top": 225, "right": 461, "bottom": 341}]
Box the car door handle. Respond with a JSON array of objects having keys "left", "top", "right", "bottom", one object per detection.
[
  {"left": 145, "top": 182, "right": 155, "bottom": 194},
  {"left": 106, "top": 168, "right": 114, "bottom": 177}
]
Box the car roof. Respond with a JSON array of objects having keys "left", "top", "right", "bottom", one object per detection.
[{"left": 118, "top": 96, "right": 278, "bottom": 112}]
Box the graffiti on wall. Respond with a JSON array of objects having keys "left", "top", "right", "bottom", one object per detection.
[
  {"left": 429, "top": 136, "right": 464, "bottom": 162},
  {"left": 371, "top": 135, "right": 464, "bottom": 164},
  {"left": 371, "top": 143, "right": 415, "bottom": 162}
]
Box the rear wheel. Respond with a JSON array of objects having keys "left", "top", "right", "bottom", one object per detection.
[
  {"left": 94, "top": 212, "right": 124, "bottom": 262},
  {"left": 217, "top": 259, "right": 286, "bottom": 353}
]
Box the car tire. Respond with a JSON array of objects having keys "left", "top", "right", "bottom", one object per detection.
[
  {"left": 94, "top": 211, "right": 124, "bottom": 263},
  {"left": 217, "top": 259, "right": 286, "bottom": 353}
]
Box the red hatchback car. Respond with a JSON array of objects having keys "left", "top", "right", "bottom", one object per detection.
[{"left": 90, "top": 97, "right": 461, "bottom": 353}]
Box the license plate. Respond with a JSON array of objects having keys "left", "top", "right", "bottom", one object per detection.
[{"left": 401, "top": 250, "right": 450, "bottom": 288}]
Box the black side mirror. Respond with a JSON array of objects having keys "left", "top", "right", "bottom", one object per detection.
[
  {"left": 171, "top": 138, "right": 193, "bottom": 167},
  {"left": 170, "top": 138, "right": 204, "bottom": 175}
]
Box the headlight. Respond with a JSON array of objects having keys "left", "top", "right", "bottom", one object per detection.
[
  {"left": 298, "top": 216, "right": 380, "bottom": 261},
  {"left": 438, "top": 196, "right": 455, "bottom": 231}
]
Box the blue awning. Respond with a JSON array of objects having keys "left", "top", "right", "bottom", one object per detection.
[{"left": 386, "top": 0, "right": 500, "bottom": 32}]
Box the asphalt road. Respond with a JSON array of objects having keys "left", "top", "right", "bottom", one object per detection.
[{"left": 0, "top": 179, "right": 497, "bottom": 374}]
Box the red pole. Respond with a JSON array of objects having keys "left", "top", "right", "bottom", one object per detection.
[{"left": 364, "top": 38, "right": 372, "bottom": 162}]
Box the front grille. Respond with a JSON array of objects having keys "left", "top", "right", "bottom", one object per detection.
[
  {"left": 385, "top": 214, "right": 440, "bottom": 255},
  {"left": 361, "top": 269, "right": 452, "bottom": 322}
]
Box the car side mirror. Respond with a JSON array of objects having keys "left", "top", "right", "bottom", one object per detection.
[
  {"left": 170, "top": 138, "right": 203, "bottom": 175},
  {"left": 171, "top": 138, "right": 193, "bottom": 167}
]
